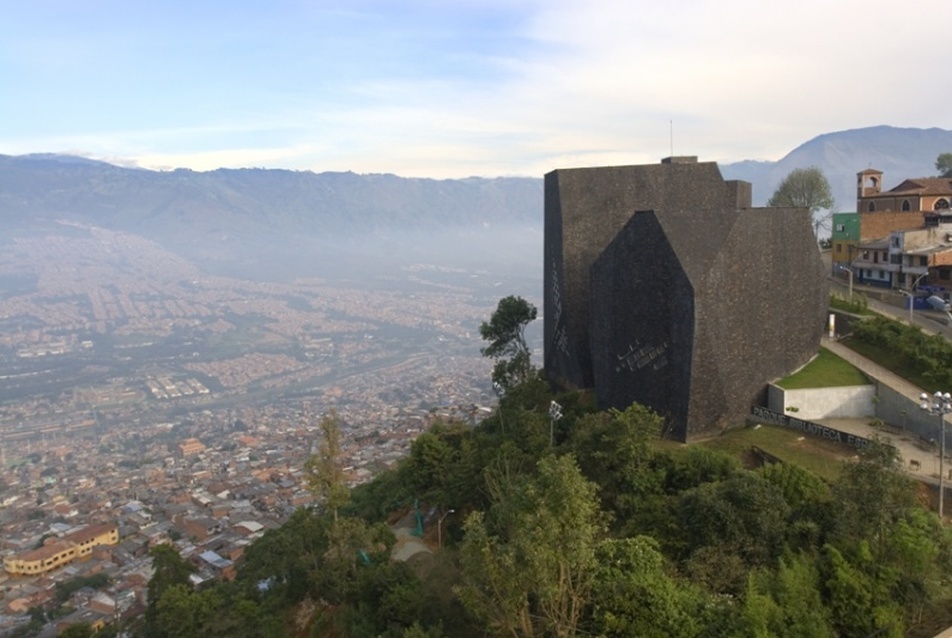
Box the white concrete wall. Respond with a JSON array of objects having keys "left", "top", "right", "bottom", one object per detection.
[{"left": 767, "top": 384, "right": 877, "bottom": 420}]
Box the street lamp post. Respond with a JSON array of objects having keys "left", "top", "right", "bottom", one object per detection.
[
  {"left": 438, "top": 508, "right": 455, "bottom": 549},
  {"left": 836, "top": 264, "right": 854, "bottom": 302},
  {"left": 493, "top": 382, "right": 505, "bottom": 435},
  {"left": 920, "top": 391, "right": 952, "bottom": 519},
  {"left": 549, "top": 401, "right": 563, "bottom": 447},
  {"left": 907, "top": 272, "right": 930, "bottom": 326},
  {"left": 900, "top": 290, "right": 914, "bottom": 325}
]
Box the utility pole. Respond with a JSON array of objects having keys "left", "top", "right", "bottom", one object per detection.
[{"left": 921, "top": 391, "right": 952, "bottom": 519}]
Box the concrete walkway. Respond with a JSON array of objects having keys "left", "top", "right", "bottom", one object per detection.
[
  {"left": 818, "top": 336, "right": 949, "bottom": 486},
  {"left": 390, "top": 510, "right": 432, "bottom": 563}
]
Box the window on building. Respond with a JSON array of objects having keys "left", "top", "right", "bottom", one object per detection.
[
  {"left": 868, "top": 202, "right": 876, "bottom": 212},
  {"left": 835, "top": 244, "right": 842, "bottom": 253},
  {"left": 892, "top": 236, "right": 900, "bottom": 247},
  {"left": 890, "top": 254, "right": 901, "bottom": 264},
  {"left": 940, "top": 268, "right": 951, "bottom": 280},
  {"left": 836, "top": 223, "right": 845, "bottom": 232},
  {"left": 921, "top": 256, "right": 929, "bottom": 267},
  {"left": 902, "top": 199, "right": 911, "bottom": 211},
  {"left": 937, "top": 199, "right": 950, "bottom": 210}
]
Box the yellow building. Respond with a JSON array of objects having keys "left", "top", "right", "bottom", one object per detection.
[{"left": 3, "top": 523, "right": 118, "bottom": 577}]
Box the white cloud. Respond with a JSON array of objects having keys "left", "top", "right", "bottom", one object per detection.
[{"left": 3, "top": 0, "right": 950, "bottom": 177}]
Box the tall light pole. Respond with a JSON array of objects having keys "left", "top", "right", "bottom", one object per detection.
[
  {"left": 900, "top": 290, "right": 914, "bottom": 325},
  {"left": 907, "top": 272, "right": 929, "bottom": 326},
  {"left": 549, "top": 400, "right": 563, "bottom": 447},
  {"left": 921, "top": 391, "right": 952, "bottom": 519},
  {"left": 438, "top": 508, "right": 455, "bottom": 549},
  {"left": 836, "top": 264, "right": 854, "bottom": 302},
  {"left": 493, "top": 382, "right": 505, "bottom": 435}
]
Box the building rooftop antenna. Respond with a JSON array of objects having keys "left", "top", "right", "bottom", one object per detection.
[{"left": 670, "top": 120, "right": 674, "bottom": 158}]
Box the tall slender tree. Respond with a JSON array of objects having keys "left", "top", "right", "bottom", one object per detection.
[{"left": 305, "top": 410, "right": 350, "bottom": 522}]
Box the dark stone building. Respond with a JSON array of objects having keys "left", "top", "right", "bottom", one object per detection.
[{"left": 544, "top": 157, "right": 826, "bottom": 441}]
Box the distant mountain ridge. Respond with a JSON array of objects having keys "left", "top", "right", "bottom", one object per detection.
[
  {"left": 2, "top": 125, "right": 950, "bottom": 278},
  {"left": 720, "top": 125, "right": 952, "bottom": 209},
  {"left": 0, "top": 154, "right": 543, "bottom": 236}
]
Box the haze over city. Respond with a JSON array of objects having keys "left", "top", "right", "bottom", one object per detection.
[{"left": 3, "top": 0, "right": 952, "bottom": 178}]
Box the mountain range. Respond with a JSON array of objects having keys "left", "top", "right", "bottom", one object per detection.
[
  {"left": 2, "top": 125, "right": 950, "bottom": 280},
  {"left": 720, "top": 125, "right": 952, "bottom": 209}
]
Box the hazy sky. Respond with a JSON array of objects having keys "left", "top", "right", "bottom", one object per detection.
[{"left": 2, "top": 0, "right": 950, "bottom": 178}]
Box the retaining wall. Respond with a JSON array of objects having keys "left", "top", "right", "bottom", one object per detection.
[{"left": 767, "top": 384, "right": 876, "bottom": 420}]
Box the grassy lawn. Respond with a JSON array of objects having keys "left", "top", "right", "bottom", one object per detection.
[
  {"left": 776, "top": 347, "right": 869, "bottom": 389},
  {"left": 696, "top": 424, "right": 850, "bottom": 482}
]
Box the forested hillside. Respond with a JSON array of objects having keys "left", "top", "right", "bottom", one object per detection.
[{"left": 126, "top": 370, "right": 952, "bottom": 638}]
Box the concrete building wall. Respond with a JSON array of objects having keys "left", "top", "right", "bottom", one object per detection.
[
  {"left": 767, "top": 384, "right": 877, "bottom": 420},
  {"left": 873, "top": 382, "right": 949, "bottom": 447}
]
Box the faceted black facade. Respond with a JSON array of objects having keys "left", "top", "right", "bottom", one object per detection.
[{"left": 544, "top": 158, "right": 826, "bottom": 441}]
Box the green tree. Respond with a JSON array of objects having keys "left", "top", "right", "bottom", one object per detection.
[
  {"left": 399, "top": 426, "right": 460, "bottom": 508},
  {"left": 936, "top": 152, "right": 952, "bottom": 178},
  {"left": 480, "top": 296, "right": 538, "bottom": 389},
  {"left": 314, "top": 516, "right": 395, "bottom": 605},
  {"left": 768, "top": 166, "right": 835, "bottom": 238},
  {"left": 305, "top": 410, "right": 350, "bottom": 522},
  {"left": 674, "top": 473, "right": 791, "bottom": 569},
  {"left": 757, "top": 461, "right": 830, "bottom": 511},
  {"left": 58, "top": 624, "right": 95, "bottom": 638},
  {"left": 830, "top": 437, "right": 916, "bottom": 547},
  {"left": 567, "top": 404, "right": 666, "bottom": 525},
  {"left": 155, "top": 584, "right": 222, "bottom": 638},
  {"left": 743, "top": 553, "right": 832, "bottom": 638},
  {"left": 238, "top": 508, "right": 331, "bottom": 604},
  {"left": 457, "top": 455, "right": 608, "bottom": 637},
  {"left": 145, "top": 544, "right": 196, "bottom": 637},
  {"left": 822, "top": 543, "right": 903, "bottom": 638},
  {"left": 590, "top": 536, "right": 707, "bottom": 637}
]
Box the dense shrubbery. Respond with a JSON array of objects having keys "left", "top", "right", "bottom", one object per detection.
[
  {"left": 829, "top": 291, "right": 869, "bottom": 315},
  {"left": 851, "top": 315, "right": 952, "bottom": 390},
  {"left": 140, "top": 386, "right": 952, "bottom": 637}
]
